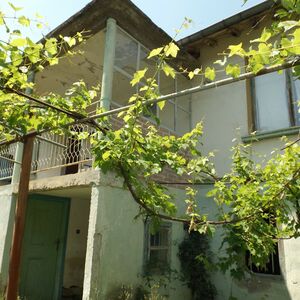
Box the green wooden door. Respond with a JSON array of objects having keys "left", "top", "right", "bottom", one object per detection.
[{"left": 19, "top": 194, "right": 70, "bottom": 300}]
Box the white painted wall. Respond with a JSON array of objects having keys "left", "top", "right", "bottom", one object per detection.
[
  {"left": 192, "top": 81, "right": 248, "bottom": 175},
  {"left": 63, "top": 196, "right": 91, "bottom": 288},
  {"left": 190, "top": 17, "right": 299, "bottom": 300},
  {"left": 0, "top": 186, "right": 15, "bottom": 291}
]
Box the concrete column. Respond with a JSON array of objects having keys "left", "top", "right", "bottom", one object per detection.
[
  {"left": 99, "top": 18, "right": 117, "bottom": 111},
  {"left": 0, "top": 189, "right": 16, "bottom": 292},
  {"left": 11, "top": 143, "right": 23, "bottom": 184},
  {"left": 83, "top": 18, "right": 117, "bottom": 299},
  {"left": 82, "top": 185, "right": 102, "bottom": 299}
]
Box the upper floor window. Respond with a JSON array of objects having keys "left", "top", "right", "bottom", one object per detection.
[
  {"left": 253, "top": 70, "right": 300, "bottom": 132},
  {"left": 112, "top": 27, "right": 191, "bottom": 134}
]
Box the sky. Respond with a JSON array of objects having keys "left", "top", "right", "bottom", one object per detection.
[{"left": 0, "top": 0, "right": 265, "bottom": 41}]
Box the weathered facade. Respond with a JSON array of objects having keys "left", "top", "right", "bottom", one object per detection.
[
  {"left": 179, "top": 2, "right": 300, "bottom": 299},
  {"left": 0, "top": 0, "right": 299, "bottom": 299}
]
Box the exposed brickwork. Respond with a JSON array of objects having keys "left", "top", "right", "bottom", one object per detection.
[{"left": 110, "top": 115, "right": 191, "bottom": 190}]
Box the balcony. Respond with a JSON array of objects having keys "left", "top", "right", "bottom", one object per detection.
[
  {"left": 0, "top": 124, "right": 94, "bottom": 183},
  {"left": 0, "top": 105, "right": 191, "bottom": 186}
]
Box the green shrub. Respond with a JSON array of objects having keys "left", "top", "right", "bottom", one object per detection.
[{"left": 178, "top": 232, "right": 216, "bottom": 300}]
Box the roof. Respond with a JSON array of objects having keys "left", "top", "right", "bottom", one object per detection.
[
  {"left": 45, "top": 0, "right": 278, "bottom": 66},
  {"left": 178, "top": 0, "right": 277, "bottom": 48},
  {"left": 45, "top": 0, "right": 197, "bottom": 70}
]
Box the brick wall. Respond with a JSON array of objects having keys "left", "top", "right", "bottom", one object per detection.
[{"left": 110, "top": 114, "right": 191, "bottom": 189}]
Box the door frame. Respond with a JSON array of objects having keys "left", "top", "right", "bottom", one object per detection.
[{"left": 20, "top": 194, "right": 70, "bottom": 299}]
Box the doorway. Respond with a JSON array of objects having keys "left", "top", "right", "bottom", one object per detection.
[{"left": 19, "top": 194, "right": 70, "bottom": 300}]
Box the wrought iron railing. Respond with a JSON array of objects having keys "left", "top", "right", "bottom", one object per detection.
[
  {"left": 0, "top": 99, "right": 182, "bottom": 182},
  {"left": 0, "top": 124, "right": 94, "bottom": 182},
  {"left": 31, "top": 124, "right": 94, "bottom": 174},
  {"left": 0, "top": 143, "right": 17, "bottom": 180}
]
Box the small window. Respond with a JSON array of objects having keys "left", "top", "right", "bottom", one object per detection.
[
  {"left": 144, "top": 222, "right": 171, "bottom": 273},
  {"left": 246, "top": 243, "right": 281, "bottom": 276},
  {"left": 245, "top": 211, "right": 281, "bottom": 276},
  {"left": 252, "top": 70, "right": 300, "bottom": 132}
]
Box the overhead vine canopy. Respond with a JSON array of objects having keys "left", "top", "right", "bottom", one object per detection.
[{"left": 0, "top": 0, "right": 299, "bottom": 278}]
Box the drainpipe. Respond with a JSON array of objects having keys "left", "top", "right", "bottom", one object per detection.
[{"left": 99, "top": 18, "right": 117, "bottom": 110}]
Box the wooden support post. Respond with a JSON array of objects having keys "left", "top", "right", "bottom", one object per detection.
[{"left": 6, "top": 136, "right": 35, "bottom": 300}]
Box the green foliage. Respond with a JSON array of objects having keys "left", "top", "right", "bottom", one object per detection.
[
  {"left": 106, "top": 284, "right": 167, "bottom": 300},
  {"left": 0, "top": 6, "right": 92, "bottom": 140},
  {"left": 90, "top": 0, "right": 300, "bottom": 277},
  {"left": 225, "top": 64, "right": 241, "bottom": 78},
  {"left": 190, "top": 2, "right": 300, "bottom": 79},
  {"left": 178, "top": 231, "right": 216, "bottom": 300},
  {"left": 204, "top": 66, "right": 216, "bottom": 81},
  {"left": 208, "top": 141, "right": 300, "bottom": 277},
  {"left": 0, "top": 0, "right": 300, "bottom": 284}
]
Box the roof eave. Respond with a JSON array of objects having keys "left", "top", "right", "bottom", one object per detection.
[{"left": 178, "top": 0, "right": 277, "bottom": 47}]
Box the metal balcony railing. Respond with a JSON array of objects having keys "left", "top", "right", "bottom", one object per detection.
[
  {"left": 0, "top": 143, "right": 17, "bottom": 181},
  {"left": 0, "top": 124, "right": 94, "bottom": 182},
  {"left": 0, "top": 99, "right": 183, "bottom": 183},
  {"left": 31, "top": 124, "right": 94, "bottom": 174}
]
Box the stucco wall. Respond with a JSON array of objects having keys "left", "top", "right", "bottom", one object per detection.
[
  {"left": 83, "top": 177, "right": 191, "bottom": 300},
  {"left": 63, "top": 196, "right": 91, "bottom": 288},
  {"left": 35, "top": 30, "right": 105, "bottom": 96},
  {"left": 190, "top": 16, "right": 299, "bottom": 300},
  {"left": 0, "top": 186, "right": 15, "bottom": 293},
  {"left": 196, "top": 186, "right": 293, "bottom": 300},
  {"left": 192, "top": 80, "right": 248, "bottom": 175}
]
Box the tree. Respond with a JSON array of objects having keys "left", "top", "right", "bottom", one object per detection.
[{"left": 0, "top": 0, "right": 299, "bottom": 283}]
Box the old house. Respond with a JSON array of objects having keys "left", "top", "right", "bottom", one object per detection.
[{"left": 0, "top": 0, "right": 299, "bottom": 299}]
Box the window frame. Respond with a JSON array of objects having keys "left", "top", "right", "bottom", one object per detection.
[
  {"left": 144, "top": 221, "right": 172, "bottom": 274},
  {"left": 112, "top": 26, "right": 191, "bottom": 134},
  {"left": 246, "top": 242, "right": 281, "bottom": 276},
  {"left": 248, "top": 69, "right": 300, "bottom": 133},
  {"left": 245, "top": 211, "right": 281, "bottom": 276}
]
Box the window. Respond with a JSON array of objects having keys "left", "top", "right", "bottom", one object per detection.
[
  {"left": 245, "top": 211, "right": 281, "bottom": 276},
  {"left": 252, "top": 70, "right": 300, "bottom": 132},
  {"left": 144, "top": 222, "right": 171, "bottom": 273},
  {"left": 112, "top": 27, "right": 191, "bottom": 134},
  {"left": 246, "top": 243, "right": 281, "bottom": 276}
]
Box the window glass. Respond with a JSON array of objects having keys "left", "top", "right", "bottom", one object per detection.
[
  {"left": 176, "top": 108, "right": 190, "bottom": 135},
  {"left": 160, "top": 72, "right": 175, "bottom": 95},
  {"left": 140, "top": 47, "right": 158, "bottom": 80},
  {"left": 176, "top": 74, "right": 191, "bottom": 112},
  {"left": 112, "top": 70, "right": 136, "bottom": 106},
  {"left": 160, "top": 101, "right": 175, "bottom": 131},
  {"left": 254, "top": 72, "right": 291, "bottom": 131},
  {"left": 145, "top": 223, "right": 171, "bottom": 273},
  {"left": 159, "top": 72, "right": 176, "bottom": 131},
  {"left": 115, "top": 29, "right": 138, "bottom": 76},
  {"left": 246, "top": 243, "right": 281, "bottom": 275}
]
